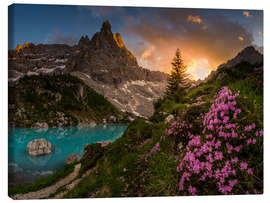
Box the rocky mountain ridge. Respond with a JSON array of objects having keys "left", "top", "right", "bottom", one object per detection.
[
  {"left": 218, "top": 46, "right": 263, "bottom": 70},
  {"left": 205, "top": 46, "right": 263, "bottom": 82},
  {"left": 8, "top": 21, "right": 168, "bottom": 117}
]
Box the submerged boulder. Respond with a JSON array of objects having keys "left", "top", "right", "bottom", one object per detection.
[
  {"left": 66, "top": 153, "right": 81, "bottom": 165},
  {"left": 26, "top": 138, "right": 52, "bottom": 156}
]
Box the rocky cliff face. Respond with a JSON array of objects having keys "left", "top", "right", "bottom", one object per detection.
[
  {"left": 8, "top": 21, "right": 168, "bottom": 117},
  {"left": 68, "top": 21, "right": 167, "bottom": 86},
  {"left": 205, "top": 46, "right": 263, "bottom": 82},
  {"left": 218, "top": 46, "right": 263, "bottom": 70}
]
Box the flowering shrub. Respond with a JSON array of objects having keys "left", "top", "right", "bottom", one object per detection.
[
  {"left": 150, "top": 142, "right": 160, "bottom": 155},
  {"left": 165, "top": 86, "right": 263, "bottom": 195}
]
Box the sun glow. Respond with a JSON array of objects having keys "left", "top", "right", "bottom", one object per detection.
[{"left": 186, "top": 58, "right": 211, "bottom": 81}]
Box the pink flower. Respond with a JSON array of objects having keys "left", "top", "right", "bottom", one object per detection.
[
  {"left": 188, "top": 185, "right": 197, "bottom": 195},
  {"left": 229, "top": 179, "right": 238, "bottom": 187},
  {"left": 231, "top": 130, "right": 238, "bottom": 138},
  {"left": 234, "top": 145, "right": 242, "bottom": 152},
  {"left": 215, "top": 151, "right": 223, "bottom": 160},
  {"left": 226, "top": 142, "right": 233, "bottom": 154},
  {"left": 205, "top": 161, "right": 212, "bottom": 171},
  {"left": 150, "top": 142, "right": 160, "bottom": 154},
  {"left": 247, "top": 168, "right": 253, "bottom": 175},
  {"left": 206, "top": 134, "right": 213, "bottom": 139},
  {"left": 223, "top": 116, "right": 230, "bottom": 124},
  {"left": 240, "top": 162, "right": 248, "bottom": 171},
  {"left": 231, "top": 157, "right": 238, "bottom": 164},
  {"left": 215, "top": 140, "right": 221, "bottom": 149}
]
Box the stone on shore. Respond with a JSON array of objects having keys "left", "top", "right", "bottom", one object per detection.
[{"left": 66, "top": 154, "right": 81, "bottom": 165}]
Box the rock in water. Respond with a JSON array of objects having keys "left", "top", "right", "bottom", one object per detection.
[
  {"left": 26, "top": 138, "right": 52, "bottom": 156},
  {"left": 66, "top": 154, "right": 81, "bottom": 165}
]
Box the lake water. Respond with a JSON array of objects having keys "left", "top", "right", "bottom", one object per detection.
[{"left": 8, "top": 125, "right": 127, "bottom": 187}]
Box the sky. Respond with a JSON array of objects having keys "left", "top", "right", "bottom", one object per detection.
[{"left": 8, "top": 4, "right": 263, "bottom": 80}]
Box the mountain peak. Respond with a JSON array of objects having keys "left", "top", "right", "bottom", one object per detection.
[
  {"left": 218, "top": 45, "right": 263, "bottom": 69},
  {"left": 101, "top": 20, "right": 112, "bottom": 35}
]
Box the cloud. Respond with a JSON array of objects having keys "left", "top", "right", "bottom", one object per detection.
[
  {"left": 123, "top": 8, "right": 254, "bottom": 77},
  {"left": 141, "top": 45, "right": 155, "bottom": 59},
  {"left": 243, "top": 11, "right": 252, "bottom": 17},
  {"left": 238, "top": 36, "right": 244, "bottom": 41},
  {"left": 187, "top": 15, "right": 203, "bottom": 24},
  {"left": 45, "top": 31, "right": 78, "bottom": 46}
]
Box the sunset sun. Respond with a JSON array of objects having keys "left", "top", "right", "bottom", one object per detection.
[{"left": 186, "top": 58, "right": 212, "bottom": 80}]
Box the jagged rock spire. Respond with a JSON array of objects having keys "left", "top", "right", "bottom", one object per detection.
[
  {"left": 101, "top": 20, "right": 112, "bottom": 35},
  {"left": 78, "top": 35, "right": 90, "bottom": 48}
]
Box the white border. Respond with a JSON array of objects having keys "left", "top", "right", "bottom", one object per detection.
[{"left": 0, "top": 0, "right": 268, "bottom": 203}]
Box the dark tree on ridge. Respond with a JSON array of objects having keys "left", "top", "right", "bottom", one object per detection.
[{"left": 166, "top": 48, "right": 189, "bottom": 101}]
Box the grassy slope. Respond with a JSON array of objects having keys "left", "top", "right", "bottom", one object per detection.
[
  {"left": 64, "top": 119, "right": 181, "bottom": 198},
  {"left": 9, "top": 61, "right": 263, "bottom": 197},
  {"left": 63, "top": 61, "right": 263, "bottom": 197},
  {"left": 8, "top": 74, "right": 129, "bottom": 128}
]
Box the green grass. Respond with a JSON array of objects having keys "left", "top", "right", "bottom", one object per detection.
[
  {"left": 229, "top": 76, "right": 263, "bottom": 124},
  {"left": 9, "top": 163, "right": 75, "bottom": 196},
  {"left": 63, "top": 119, "right": 167, "bottom": 198},
  {"left": 143, "top": 152, "right": 179, "bottom": 196}
]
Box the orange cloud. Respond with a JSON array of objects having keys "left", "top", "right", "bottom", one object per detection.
[
  {"left": 141, "top": 45, "right": 155, "bottom": 59},
  {"left": 238, "top": 36, "right": 244, "bottom": 41},
  {"left": 187, "top": 15, "right": 203, "bottom": 24},
  {"left": 243, "top": 11, "right": 251, "bottom": 17}
]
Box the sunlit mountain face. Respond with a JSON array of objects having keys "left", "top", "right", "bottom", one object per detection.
[{"left": 9, "top": 5, "right": 263, "bottom": 80}]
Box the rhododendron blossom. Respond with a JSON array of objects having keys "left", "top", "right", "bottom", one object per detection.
[{"left": 164, "top": 86, "right": 263, "bottom": 195}]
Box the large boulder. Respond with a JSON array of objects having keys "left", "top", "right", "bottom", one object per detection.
[
  {"left": 26, "top": 138, "right": 52, "bottom": 156},
  {"left": 66, "top": 153, "right": 81, "bottom": 165}
]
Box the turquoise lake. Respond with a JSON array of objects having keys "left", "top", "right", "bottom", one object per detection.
[{"left": 8, "top": 125, "right": 127, "bottom": 186}]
